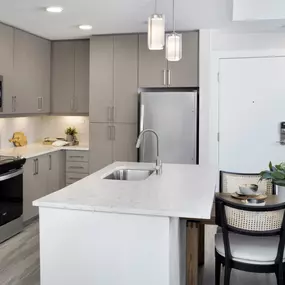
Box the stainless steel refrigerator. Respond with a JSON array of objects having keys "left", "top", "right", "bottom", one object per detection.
[{"left": 138, "top": 91, "right": 198, "bottom": 164}]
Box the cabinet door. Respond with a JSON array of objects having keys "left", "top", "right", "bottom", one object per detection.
[
  {"left": 113, "top": 124, "right": 137, "bottom": 162},
  {"left": 23, "top": 158, "right": 38, "bottom": 222},
  {"left": 34, "top": 37, "right": 51, "bottom": 114},
  {"left": 0, "top": 23, "right": 14, "bottom": 114},
  {"left": 167, "top": 32, "right": 199, "bottom": 87},
  {"left": 47, "top": 151, "right": 65, "bottom": 194},
  {"left": 89, "top": 123, "right": 113, "bottom": 173},
  {"left": 138, "top": 34, "right": 167, "bottom": 88},
  {"left": 51, "top": 41, "right": 75, "bottom": 114},
  {"left": 13, "top": 29, "right": 38, "bottom": 114},
  {"left": 114, "top": 35, "right": 138, "bottom": 123},
  {"left": 89, "top": 36, "right": 114, "bottom": 122},
  {"left": 37, "top": 155, "right": 49, "bottom": 198},
  {"left": 74, "top": 40, "right": 89, "bottom": 114}
]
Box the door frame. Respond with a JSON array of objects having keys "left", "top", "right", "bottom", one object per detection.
[{"left": 210, "top": 49, "right": 285, "bottom": 170}]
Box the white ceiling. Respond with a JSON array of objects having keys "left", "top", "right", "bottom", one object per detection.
[{"left": 0, "top": 0, "right": 284, "bottom": 40}]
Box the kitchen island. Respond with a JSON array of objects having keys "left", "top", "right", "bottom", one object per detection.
[{"left": 33, "top": 162, "right": 216, "bottom": 285}]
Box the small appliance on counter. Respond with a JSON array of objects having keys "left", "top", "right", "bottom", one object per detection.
[
  {"left": 9, "top": 132, "right": 28, "bottom": 147},
  {"left": 0, "top": 155, "right": 26, "bottom": 243}
]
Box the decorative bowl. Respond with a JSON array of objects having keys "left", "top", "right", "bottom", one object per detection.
[{"left": 239, "top": 184, "right": 259, "bottom": 195}]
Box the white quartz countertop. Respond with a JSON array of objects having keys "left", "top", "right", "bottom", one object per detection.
[
  {"left": 33, "top": 162, "right": 217, "bottom": 219},
  {"left": 0, "top": 143, "right": 89, "bottom": 159}
]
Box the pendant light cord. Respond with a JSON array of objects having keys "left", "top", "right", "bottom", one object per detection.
[{"left": 172, "top": 0, "right": 175, "bottom": 32}]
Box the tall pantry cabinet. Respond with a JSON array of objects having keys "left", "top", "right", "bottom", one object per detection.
[{"left": 89, "top": 35, "right": 138, "bottom": 173}]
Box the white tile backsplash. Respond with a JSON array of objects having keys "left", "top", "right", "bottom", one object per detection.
[{"left": 0, "top": 116, "right": 89, "bottom": 149}]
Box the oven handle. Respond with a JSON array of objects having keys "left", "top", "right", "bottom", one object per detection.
[{"left": 0, "top": 168, "right": 23, "bottom": 182}]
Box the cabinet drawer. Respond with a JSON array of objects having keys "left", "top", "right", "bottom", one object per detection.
[
  {"left": 66, "top": 161, "right": 89, "bottom": 173},
  {"left": 66, "top": 151, "right": 89, "bottom": 162},
  {"left": 66, "top": 173, "right": 88, "bottom": 184}
]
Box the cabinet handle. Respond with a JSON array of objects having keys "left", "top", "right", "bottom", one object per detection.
[
  {"left": 108, "top": 107, "right": 112, "bottom": 121},
  {"left": 49, "top": 155, "right": 52, "bottom": 170},
  {"left": 112, "top": 126, "right": 116, "bottom": 141},
  {"left": 33, "top": 159, "right": 37, "bottom": 175},
  {"left": 74, "top": 97, "right": 78, "bottom": 111},
  {"left": 69, "top": 156, "right": 84, "bottom": 159},
  {"left": 168, "top": 70, "right": 171, "bottom": 86},
  {"left": 37, "top": 97, "right": 42, "bottom": 111},
  {"left": 70, "top": 98, "right": 75, "bottom": 111},
  {"left": 41, "top": 97, "right": 44, "bottom": 111},
  {"left": 112, "top": 107, "right": 115, "bottom": 122},
  {"left": 108, "top": 126, "right": 112, "bottom": 140},
  {"left": 36, "top": 158, "right": 39, "bottom": 174},
  {"left": 69, "top": 166, "right": 84, "bottom": 169},
  {"left": 163, "top": 70, "right": 167, "bottom": 86},
  {"left": 68, "top": 177, "right": 80, "bottom": 181},
  {"left": 12, "top": 96, "right": 16, "bottom": 112}
]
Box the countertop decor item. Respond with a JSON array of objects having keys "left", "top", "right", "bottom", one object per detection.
[
  {"left": 260, "top": 161, "right": 285, "bottom": 200},
  {"left": 65, "top": 127, "right": 78, "bottom": 143},
  {"left": 238, "top": 184, "right": 259, "bottom": 195},
  {"left": 231, "top": 192, "right": 267, "bottom": 201},
  {"left": 9, "top": 132, "right": 28, "bottom": 147}
]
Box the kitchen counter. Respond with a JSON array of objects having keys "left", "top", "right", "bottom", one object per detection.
[
  {"left": 34, "top": 162, "right": 217, "bottom": 285},
  {"left": 0, "top": 142, "right": 89, "bottom": 159},
  {"left": 34, "top": 161, "right": 216, "bottom": 219}
]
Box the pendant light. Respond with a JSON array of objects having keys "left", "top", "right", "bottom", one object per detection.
[
  {"left": 148, "top": 0, "right": 165, "bottom": 50},
  {"left": 166, "top": 0, "right": 182, "bottom": 61}
]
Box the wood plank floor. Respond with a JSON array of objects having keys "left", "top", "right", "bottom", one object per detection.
[{"left": 0, "top": 222, "right": 277, "bottom": 285}]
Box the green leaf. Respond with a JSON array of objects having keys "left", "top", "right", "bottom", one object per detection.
[
  {"left": 271, "top": 171, "right": 285, "bottom": 180},
  {"left": 269, "top": 161, "right": 273, "bottom": 171}
]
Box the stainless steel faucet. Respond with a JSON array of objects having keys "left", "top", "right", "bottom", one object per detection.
[{"left": 136, "top": 129, "right": 162, "bottom": 175}]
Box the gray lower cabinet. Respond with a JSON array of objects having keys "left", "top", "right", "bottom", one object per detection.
[
  {"left": 51, "top": 40, "right": 89, "bottom": 115},
  {"left": 89, "top": 123, "right": 137, "bottom": 173},
  {"left": 138, "top": 31, "right": 199, "bottom": 88},
  {"left": 23, "top": 152, "right": 65, "bottom": 222},
  {"left": 89, "top": 34, "right": 138, "bottom": 124}
]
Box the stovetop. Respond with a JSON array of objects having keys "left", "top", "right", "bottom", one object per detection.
[{"left": 0, "top": 156, "right": 26, "bottom": 175}]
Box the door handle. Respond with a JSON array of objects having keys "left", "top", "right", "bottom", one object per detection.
[
  {"left": 163, "top": 70, "right": 167, "bottom": 86},
  {"left": 139, "top": 104, "right": 145, "bottom": 133},
  {"left": 167, "top": 70, "right": 171, "bottom": 86},
  {"left": 37, "top": 97, "right": 42, "bottom": 111},
  {"left": 36, "top": 158, "right": 39, "bottom": 174}
]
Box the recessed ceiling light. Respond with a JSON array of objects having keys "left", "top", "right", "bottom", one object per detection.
[
  {"left": 46, "top": 6, "right": 63, "bottom": 13},
  {"left": 79, "top": 25, "right": 93, "bottom": 30}
]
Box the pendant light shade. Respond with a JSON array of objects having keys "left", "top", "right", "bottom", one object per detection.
[
  {"left": 166, "top": 0, "right": 182, "bottom": 61},
  {"left": 166, "top": 32, "right": 182, "bottom": 61},
  {"left": 148, "top": 14, "right": 165, "bottom": 50}
]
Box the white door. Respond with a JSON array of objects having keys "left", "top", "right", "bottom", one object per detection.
[{"left": 219, "top": 57, "right": 285, "bottom": 173}]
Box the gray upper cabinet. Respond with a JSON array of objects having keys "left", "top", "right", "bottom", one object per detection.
[
  {"left": 138, "top": 31, "right": 199, "bottom": 88},
  {"left": 75, "top": 41, "right": 90, "bottom": 113},
  {"left": 51, "top": 41, "right": 75, "bottom": 114},
  {"left": 13, "top": 29, "right": 51, "bottom": 114},
  {"left": 138, "top": 34, "right": 167, "bottom": 88},
  {"left": 114, "top": 35, "right": 138, "bottom": 123},
  {"left": 167, "top": 31, "right": 199, "bottom": 87},
  {"left": 51, "top": 40, "right": 89, "bottom": 115},
  {"left": 0, "top": 24, "right": 14, "bottom": 114},
  {"left": 90, "top": 35, "right": 138, "bottom": 123},
  {"left": 89, "top": 36, "right": 114, "bottom": 123}
]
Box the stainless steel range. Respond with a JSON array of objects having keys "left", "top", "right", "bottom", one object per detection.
[{"left": 0, "top": 155, "right": 26, "bottom": 243}]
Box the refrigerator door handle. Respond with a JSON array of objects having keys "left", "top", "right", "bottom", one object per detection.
[
  {"left": 163, "top": 70, "right": 167, "bottom": 86},
  {"left": 139, "top": 104, "right": 145, "bottom": 133}
]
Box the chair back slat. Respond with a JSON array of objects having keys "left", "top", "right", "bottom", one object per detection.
[{"left": 220, "top": 171, "right": 274, "bottom": 195}]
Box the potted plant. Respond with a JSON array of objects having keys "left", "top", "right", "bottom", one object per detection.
[
  {"left": 260, "top": 161, "right": 285, "bottom": 199},
  {"left": 65, "top": 127, "right": 78, "bottom": 143}
]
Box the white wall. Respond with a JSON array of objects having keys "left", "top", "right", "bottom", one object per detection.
[{"left": 0, "top": 116, "right": 89, "bottom": 149}]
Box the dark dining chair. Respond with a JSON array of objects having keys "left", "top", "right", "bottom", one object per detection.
[{"left": 215, "top": 195, "right": 285, "bottom": 285}]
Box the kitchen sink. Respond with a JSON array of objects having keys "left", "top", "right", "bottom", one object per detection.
[{"left": 103, "top": 169, "right": 154, "bottom": 181}]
